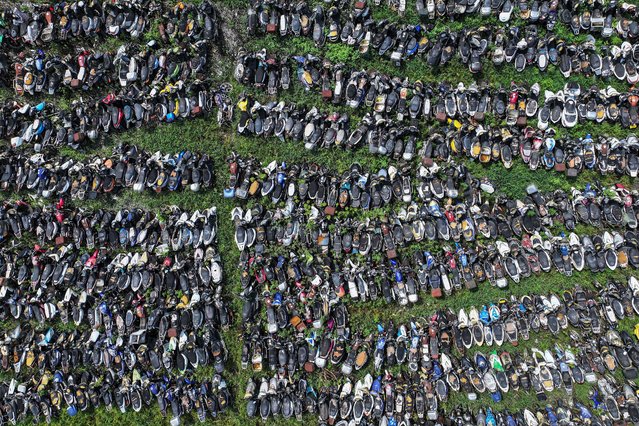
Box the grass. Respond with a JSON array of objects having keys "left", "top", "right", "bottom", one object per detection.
[{"left": 2, "top": 1, "right": 639, "bottom": 425}]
